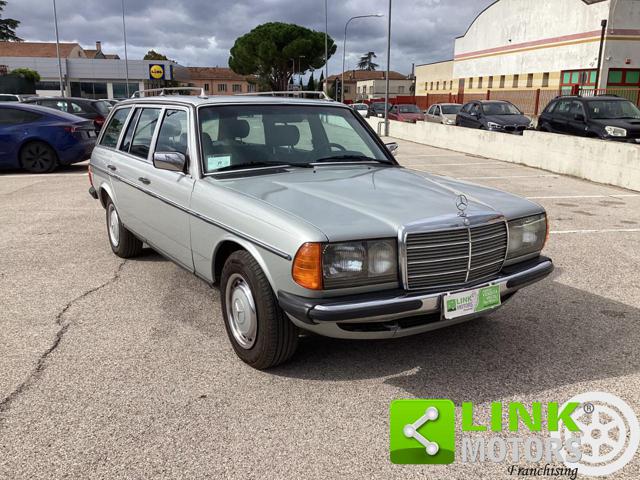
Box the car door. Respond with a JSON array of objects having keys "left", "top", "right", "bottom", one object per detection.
[
  {"left": 426, "top": 105, "right": 436, "bottom": 123},
  {"left": 550, "top": 99, "right": 571, "bottom": 134},
  {"left": 565, "top": 101, "right": 588, "bottom": 137},
  {"left": 0, "top": 107, "right": 37, "bottom": 167},
  {"left": 457, "top": 103, "right": 472, "bottom": 126},
  {"left": 469, "top": 103, "right": 483, "bottom": 128},
  {"left": 138, "top": 107, "right": 194, "bottom": 269}
]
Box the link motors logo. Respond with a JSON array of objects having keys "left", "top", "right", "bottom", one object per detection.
[{"left": 390, "top": 392, "right": 639, "bottom": 477}]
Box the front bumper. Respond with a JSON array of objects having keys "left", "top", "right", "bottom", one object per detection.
[{"left": 278, "top": 256, "right": 553, "bottom": 339}]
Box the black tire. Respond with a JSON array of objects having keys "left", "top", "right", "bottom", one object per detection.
[
  {"left": 20, "top": 141, "right": 58, "bottom": 173},
  {"left": 105, "top": 198, "right": 143, "bottom": 258},
  {"left": 220, "top": 250, "right": 298, "bottom": 369}
]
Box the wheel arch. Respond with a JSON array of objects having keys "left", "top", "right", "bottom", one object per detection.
[
  {"left": 211, "top": 237, "right": 278, "bottom": 291},
  {"left": 97, "top": 182, "right": 115, "bottom": 209}
]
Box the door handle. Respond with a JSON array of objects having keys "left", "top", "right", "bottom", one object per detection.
[
  {"left": 107, "top": 164, "right": 117, "bottom": 171},
  {"left": 138, "top": 177, "right": 151, "bottom": 185}
]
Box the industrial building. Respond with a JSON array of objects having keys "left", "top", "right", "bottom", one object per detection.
[{"left": 416, "top": 0, "right": 640, "bottom": 97}]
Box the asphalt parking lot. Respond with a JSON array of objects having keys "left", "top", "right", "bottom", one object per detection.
[{"left": 1, "top": 139, "right": 639, "bottom": 479}]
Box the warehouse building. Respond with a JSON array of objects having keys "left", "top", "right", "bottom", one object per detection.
[{"left": 416, "top": 0, "right": 640, "bottom": 96}]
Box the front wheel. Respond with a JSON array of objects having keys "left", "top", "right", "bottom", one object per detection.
[{"left": 220, "top": 250, "right": 298, "bottom": 369}]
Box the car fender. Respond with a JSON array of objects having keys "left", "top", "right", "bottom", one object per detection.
[
  {"left": 211, "top": 233, "right": 278, "bottom": 291},
  {"left": 96, "top": 180, "right": 116, "bottom": 208}
]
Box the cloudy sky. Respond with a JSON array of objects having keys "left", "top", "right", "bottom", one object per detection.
[{"left": 4, "top": 0, "right": 495, "bottom": 76}]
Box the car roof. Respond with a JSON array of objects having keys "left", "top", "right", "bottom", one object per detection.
[
  {"left": 115, "top": 94, "right": 349, "bottom": 109},
  {"left": 27, "top": 96, "right": 99, "bottom": 103},
  {"left": 0, "top": 101, "right": 88, "bottom": 121},
  {"left": 433, "top": 103, "right": 461, "bottom": 106}
]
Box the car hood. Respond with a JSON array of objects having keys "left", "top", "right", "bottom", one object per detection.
[
  {"left": 212, "top": 165, "right": 543, "bottom": 241},
  {"left": 589, "top": 118, "right": 640, "bottom": 133},
  {"left": 484, "top": 114, "right": 531, "bottom": 126}
]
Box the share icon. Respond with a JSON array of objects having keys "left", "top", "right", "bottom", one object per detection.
[{"left": 402, "top": 406, "right": 440, "bottom": 456}]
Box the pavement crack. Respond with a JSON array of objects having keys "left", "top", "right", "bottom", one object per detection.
[{"left": 0, "top": 260, "right": 127, "bottom": 418}]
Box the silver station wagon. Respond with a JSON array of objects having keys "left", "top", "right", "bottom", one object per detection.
[{"left": 88, "top": 89, "right": 553, "bottom": 369}]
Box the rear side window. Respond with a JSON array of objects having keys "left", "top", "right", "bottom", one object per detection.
[
  {"left": 41, "top": 100, "right": 68, "bottom": 112},
  {"left": 129, "top": 108, "right": 161, "bottom": 159},
  {"left": 100, "top": 107, "right": 131, "bottom": 148},
  {"left": 545, "top": 101, "right": 557, "bottom": 114},
  {"left": 155, "top": 109, "right": 188, "bottom": 156},
  {"left": 0, "top": 108, "right": 41, "bottom": 124}
]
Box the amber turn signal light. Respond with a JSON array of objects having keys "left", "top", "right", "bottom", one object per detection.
[{"left": 292, "top": 242, "right": 323, "bottom": 290}]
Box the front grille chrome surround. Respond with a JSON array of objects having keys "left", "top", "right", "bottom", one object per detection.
[{"left": 400, "top": 215, "right": 508, "bottom": 291}]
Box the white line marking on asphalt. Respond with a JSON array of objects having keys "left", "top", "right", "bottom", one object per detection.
[
  {"left": 527, "top": 194, "right": 640, "bottom": 199},
  {"left": 459, "top": 174, "right": 559, "bottom": 180},
  {"left": 551, "top": 229, "right": 640, "bottom": 234},
  {"left": 406, "top": 162, "right": 501, "bottom": 167},
  {"left": 0, "top": 172, "right": 86, "bottom": 179}
]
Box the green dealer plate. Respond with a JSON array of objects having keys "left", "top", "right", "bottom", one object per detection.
[{"left": 442, "top": 284, "right": 501, "bottom": 320}]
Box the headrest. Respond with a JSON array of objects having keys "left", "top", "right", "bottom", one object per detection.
[
  {"left": 161, "top": 118, "right": 182, "bottom": 137},
  {"left": 269, "top": 125, "right": 300, "bottom": 147},
  {"left": 220, "top": 119, "right": 250, "bottom": 139}
]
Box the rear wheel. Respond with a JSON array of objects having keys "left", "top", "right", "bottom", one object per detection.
[
  {"left": 220, "top": 250, "right": 298, "bottom": 369},
  {"left": 105, "top": 198, "right": 143, "bottom": 258},
  {"left": 20, "top": 141, "right": 58, "bottom": 173}
]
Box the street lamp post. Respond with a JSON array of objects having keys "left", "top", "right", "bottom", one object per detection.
[
  {"left": 52, "top": 0, "right": 64, "bottom": 96},
  {"left": 384, "top": 0, "right": 392, "bottom": 136},
  {"left": 341, "top": 13, "right": 383, "bottom": 103},
  {"left": 324, "top": 0, "right": 328, "bottom": 95},
  {"left": 121, "top": 0, "right": 131, "bottom": 97}
]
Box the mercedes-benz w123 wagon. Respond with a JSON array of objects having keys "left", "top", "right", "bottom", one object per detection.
[{"left": 88, "top": 89, "right": 553, "bottom": 369}]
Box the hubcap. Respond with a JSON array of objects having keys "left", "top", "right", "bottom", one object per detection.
[
  {"left": 225, "top": 273, "right": 257, "bottom": 349},
  {"left": 108, "top": 205, "right": 120, "bottom": 247},
  {"left": 23, "top": 144, "right": 54, "bottom": 172}
]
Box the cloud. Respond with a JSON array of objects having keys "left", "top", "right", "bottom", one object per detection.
[{"left": 4, "top": 0, "right": 494, "bottom": 75}]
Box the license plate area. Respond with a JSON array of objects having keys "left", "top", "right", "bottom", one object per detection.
[{"left": 442, "top": 284, "right": 501, "bottom": 320}]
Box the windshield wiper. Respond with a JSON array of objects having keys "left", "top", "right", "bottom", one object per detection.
[
  {"left": 312, "top": 155, "right": 393, "bottom": 165},
  {"left": 213, "top": 161, "right": 314, "bottom": 173}
]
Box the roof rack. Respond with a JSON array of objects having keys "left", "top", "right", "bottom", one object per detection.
[
  {"left": 131, "top": 87, "right": 208, "bottom": 98},
  {"left": 235, "top": 91, "right": 332, "bottom": 100}
]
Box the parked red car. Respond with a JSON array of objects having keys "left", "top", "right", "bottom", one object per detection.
[{"left": 388, "top": 104, "right": 425, "bottom": 123}]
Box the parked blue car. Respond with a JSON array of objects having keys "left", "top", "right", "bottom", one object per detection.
[{"left": 0, "top": 103, "right": 97, "bottom": 173}]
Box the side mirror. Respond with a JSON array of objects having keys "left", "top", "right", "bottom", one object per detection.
[
  {"left": 385, "top": 142, "right": 399, "bottom": 156},
  {"left": 153, "top": 151, "right": 186, "bottom": 172},
  {"left": 574, "top": 113, "right": 585, "bottom": 122}
]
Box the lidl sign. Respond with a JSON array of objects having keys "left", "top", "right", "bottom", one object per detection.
[{"left": 149, "top": 64, "right": 165, "bottom": 80}]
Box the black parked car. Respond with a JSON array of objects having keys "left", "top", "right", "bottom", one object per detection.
[
  {"left": 23, "top": 97, "right": 111, "bottom": 131},
  {"left": 538, "top": 95, "right": 640, "bottom": 143},
  {"left": 368, "top": 102, "right": 389, "bottom": 118},
  {"left": 456, "top": 100, "right": 532, "bottom": 134}
]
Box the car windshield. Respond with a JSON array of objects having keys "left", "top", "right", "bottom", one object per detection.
[
  {"left": 586, "top": 100, "right": 640, "bottom": 120},
  {"left": 398, "top": 104, "right": 421, "bottom": 113},
  {"left": 441, "top": 105, "right": 462, "bottom": 115},
  {"left": 372, "top": 103, "right": 386, "bottom": 111},
  {"left": 482, "top": 102, "right": 521, "bottom": 115},
  {"left": 353, "top": 104, "right": 367, "bottom": 110},
  {"left": 199, "top": 105, "right": 391, "bottom": 173}
]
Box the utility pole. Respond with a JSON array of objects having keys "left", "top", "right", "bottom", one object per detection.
[
  {"left": 595, "top": 19, "right": 607, "bottom": 91},
  {"left": 121, "top": 0, "right": 131, "bottom": 97},
  {"left": 384, "top": 0, "right": 392, "bottom": 136},
  {"left": 52, "top": 0, "right": 64, "bottom": 96},
  {"left": 324, "top": 0, "right": 328, "bottom": 95}
]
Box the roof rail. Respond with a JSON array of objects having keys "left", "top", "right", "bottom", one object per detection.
[
  {"left": 235, "top": 91, "right": 332, "bottom": 100},
  {"left": 131, "top": 87, "right": 208, "bottom": 98}
]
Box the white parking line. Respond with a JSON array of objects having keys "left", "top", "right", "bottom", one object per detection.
[
  {"left": 405, "top": 162, "right": 501, "bottom": 167},
  {"left": 527, "top": 194, "right": 640, "bottom": 199},
  {"left": 551, "top": 228, "right": 640, "bottom": 234},
  {"left": 0, "top": 172, "right": 86, "bottom": 179},
  {"left": 459, "top": 174, "right": 559, "bottom": 180}
]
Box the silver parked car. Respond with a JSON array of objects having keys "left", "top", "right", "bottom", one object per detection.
[
  {"left": 88, "top": 89, "right": 553, "bottom": 369},
  {"left": 425, "top": 103, "right": 462, "bottom": 125}
]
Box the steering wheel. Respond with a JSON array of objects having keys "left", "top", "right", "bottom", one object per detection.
[{"left": 329, "top": 143, "right": 347, "bottom": 152}]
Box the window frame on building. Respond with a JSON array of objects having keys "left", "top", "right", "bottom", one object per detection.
[
  {"left": 526, "top": 73, "right": 534, "bottom": 88},
  {"left": 512, "top": 74, "right": 519, "bottom": 88}
]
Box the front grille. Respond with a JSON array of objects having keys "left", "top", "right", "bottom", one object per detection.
[{"left": 405, "top": 221, "right": 508, "bottom": 290}]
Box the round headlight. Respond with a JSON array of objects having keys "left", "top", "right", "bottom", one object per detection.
[{"left": 368, "top": 240, "right": 396, "bottom": 275}]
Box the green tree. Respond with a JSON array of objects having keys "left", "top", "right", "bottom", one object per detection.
[
  {"left": 306, "top": 73, "right": 315, "bottom": 91},
  {"left": 229, "top": 22, "right": 336, "bottom": 91},
  {"left": 143, "top": 50, "right": 169, "bottom": 61},
  {"left": 317, "top": 71, "right": 324, "bottom": 91},
  {"left": 357, "top": 51, "right": 378, "bottom": 71},
  {"left": 9, "top": 67, "right": 39, "bottom": 83},
  {"left": 0, "top": 0, "right": 21, "bottom": 41}
]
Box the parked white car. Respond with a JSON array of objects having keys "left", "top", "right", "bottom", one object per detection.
[{"left": 351, "top": 103, "right": 369, "bottom": 117}]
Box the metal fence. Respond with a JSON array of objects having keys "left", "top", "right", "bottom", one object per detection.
[{"left": 382, "top": 87, "right": 640, "bottom": 117}]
